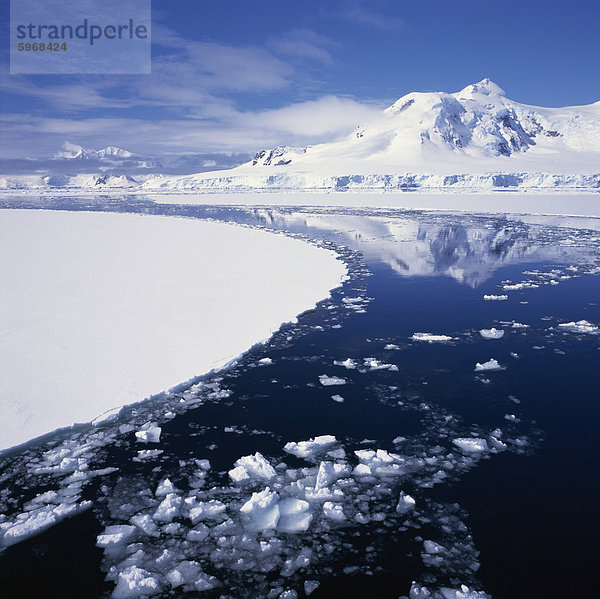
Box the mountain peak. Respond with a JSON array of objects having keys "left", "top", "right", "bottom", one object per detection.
[{"left": 458, "top": 78, "right": 505, "bottom": 97}]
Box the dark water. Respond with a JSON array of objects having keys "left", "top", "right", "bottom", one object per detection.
[{"left": 0, "top": 198, "right": 599, "bottom": 599}]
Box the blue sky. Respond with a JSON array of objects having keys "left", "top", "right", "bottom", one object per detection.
[{"left": 1, "top": 0, "right": 600, "bottom": 158}]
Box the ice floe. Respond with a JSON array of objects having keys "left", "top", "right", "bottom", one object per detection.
[
  {"left": 557, "top": 320, "right": 599, "bottom": 334},
  {"left": 474, "top": 358, "right": 504, "bottom": 372},
  {"left": 479, "top": 328, "right": 504, "bottom": 339},
  {"left": 483, "top": 294, "right": 508, "bottom": 301},
  {"left": 411, "top": 333, "right": 454, "bottom": 343},
  {"left": 318, "top": 374, "right": 347, "bottom": 386}
]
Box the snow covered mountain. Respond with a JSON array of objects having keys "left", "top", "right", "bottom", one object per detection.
[
  {"left": 54, "top": 143, "right": 135, "bottom": 161},
  {"left": 144, "top": 78, "right": 600, "bottom": 191}
]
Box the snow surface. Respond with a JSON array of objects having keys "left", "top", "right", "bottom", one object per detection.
[{"left": 0, "top": 210, "right": 346, "bottom": 451}]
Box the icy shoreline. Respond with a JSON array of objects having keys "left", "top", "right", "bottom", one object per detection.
[{"left": 0, "top": 210, "right": 347, "bottom": 452}]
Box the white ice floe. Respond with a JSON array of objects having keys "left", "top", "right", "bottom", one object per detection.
[
  {"left": 395, "top": 492, "right": 416, "bottom": 514},
  {"left": 240, "top": 488, "right": 281, "bottom": 532},
  {"left": 483, "top": 294, "right": 508, "bottom": 301},
  {"left": 557, "top": 320, "right": 600, "bottom": 334},
  {"left": 284, "top": 435, "right": 338, "bottom": 459},
  {"left": 322, "top": 501, "right": 346, "bottom": 521},
  {"left": 452, "top": 438, "right": 489, "bottom": 453},
  {"left": 479, "top": 328, "right": 504, "bottom": 339},
  {"left": 135, "top": 425, "right": 162, "bottom": 444},
  {"left": 318, "top": 375, "right": 347, "bottom": 386},
  {"left": 331, "top": 394, "right": 344, "bottom": 403},
  {"left": 112, "top": 565, "right": 161, "bottom": 599},
  {"left": 229, "top": 452, "right": 276, "bottom": 483},
  {"left": 333, "top": 358, "right": 357, "bottom": 369},
  {"left": 0, "top": 210, "right": 346, "bottom": 451},
  {"left": 363, "top": 358, "right": 398, "bottom": 371},
  {"left": 411, "top": 333, "right": 454, "bottom": 343},
  {"left": 511, "top": 322, "right": 530, "bottom": 328},
  {"left": 409, "top": 582, "right": 491, "bottom": 599},
  {"left": 474, "top": 358, "right": 504, "bottom": 372},
  {"left": 278, "top": 498, "right": 313, "bottom": 532},
  {"left": 384, "top": 344, "right": 400, "bottom": 350},
  {"left": 353, "top": 449, "right": 410, "bottom": 477},
  {"left": 258, "top": 357, "right": 273, "bottom": 365}
]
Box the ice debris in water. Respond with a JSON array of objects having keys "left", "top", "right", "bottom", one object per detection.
[
  {"left": 408, "top": 582, "right": 491, "bottom": 599},
  {"left": 331, "top": 394, "right": 344, "bottom": 403},
  {"left": 483, "top": 294, "right": 508, "bottom": 301},
  {"left": 284, "top": 435, "right": 337, "bottom": 459},
  {"left": 557, "top": 320, "right": 599, "bottom": 334},
  {"left": 333, "top": 358, "right": 357, "bottom": 369},
  {"left": 474, "top": 358, "right": 504, "bottom": 372},
  {"left": 258, "top": 357, "right": 273, "bottom": 365},
  {"left": 396, "top": 492, "right": 416, "bottom": 514},
  {"left": 318, "top": 374, "right": 346, "bottom": 386},
  {"left": 228, "top": 452, "right": 276, "bottom": 482},
  {"left": 363, "top": 358, "right": 398, "bottom": 371},
  {"left": 384, "top": 343, "right": 400, "bottom": 350},
  {"left": 411, "top": 333, "right": 453, "bottom": 343},
  {"left": 479, "top": 328, "right": 504, "bottom": 339},
  {"left": 135, "top": 423, "right": 161, "bottom": 444},
  {"left": 452, "top": 438, "right": 489, "bottom": 453}
]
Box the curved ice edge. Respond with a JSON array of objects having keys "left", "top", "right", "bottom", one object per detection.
[{"left": 0, "top": 226, "right": 348, "bottom": 457}]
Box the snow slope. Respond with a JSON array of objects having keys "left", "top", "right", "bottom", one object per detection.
[
  {"left": 0, "top": 210, "right": 346, "bottom": 451},
  {"left": 143, "top": 78, "right": 600, "bottom": 191}
]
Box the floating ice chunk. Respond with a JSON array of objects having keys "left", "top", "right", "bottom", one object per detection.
[
  {"left": 135, "top": 426, "right": 161, "bottom": 444},
  {"left": 187, "top": 500, "right": 226, "bottom": 524},
  {"left": 130, "top": 514, "right": 160, "bottom": 537},
  {"left": 479, "top": 328, "right": 504, "bottom": 339},
  {"left": 258, "top": 357, "right": 273, "bottom": 365},
  {"left": 96, "top": 525, "right": 137, "bottom": 548},
  {"left": 504, "top": 414, "right": 520, "bottom": 423},
  {"left": 278, "top": 498, "right": 312, "bottom": 532},
  {"left": 240, "top": 487, "right": 280, "bottom": 532},
  {"left": 452, "top": 438, "right": 489, "bottom": 453},
  {"left": 331, "top": 394, "right": 344, "bottom": 403},
  {"left": 440, "top": 586, "right": 492, "bottom": 599},
  {"left": 411, "top": 333, "right": 453, "bottom": 343},
  {"left": 166, "top": 561, "right": 203, "bottom": 588},
  {"left": 511, "top": 322, "right": 530, "bottom": 329},
  {"left": 319, "top": 374, "right": 346, "bottom": 386},
  {"left": 315, "top": 461, "right": 351, "bottom": 489},
  {"left": 333, "top": 358, "right": 357, "bottom": 369},
  {"left": 229, "top": 452, "right": 276, "bottom": 482},
  {"left": 384, "top": 344, "right": 400, "bottom": 350},
  {"left": 304, "top": 580, "right": 320, "bottom": 596},
  {"left": 423, "top": 539, "right": 446, "bottom": 554},
  {"left": 284, "top": 435, "right": 337, "bottom": 459},
  {"left": 133, "top": 449, "right": 163, "bottom": 462},
  {"left": 483, "top": 294, "right": 508, "bottom": 301},
  {"left": 363, "top": 358, "right": 398, "bottom": 371},
  {"left": 395, "top": 491, "right": 416, "bottom": 514},
  {"left": 354, "top": 449, "right": 407, "bottom": 476},
  {"left": 474, "top": 358, "right": 504, "bottom": 371},
  {"left": 155, "top": 478, "right": 179, "bottom": 497},
  {"left": 112, "top": 566, "right": 161, "bottom": 599},
  {"left": 322, "top": 501, "right": 345, "bottom": 521},
  {"left": 409, "top": 583, "right": 491, "bottom": 599},
  {"left": 0, "top": 502, "right": 88, "bottom": 547},
  {"left": 558, "top": 320, "right": 600, "bottom": 334},
  {"left": 153, "top": 493, "right": 183, "bottom": 523}
]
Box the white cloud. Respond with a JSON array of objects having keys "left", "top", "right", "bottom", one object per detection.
[{"left": 0, "top": 94, "right": 385, "bottom": 159}]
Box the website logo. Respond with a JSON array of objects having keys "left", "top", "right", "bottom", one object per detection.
[{"left": 10, "top": 0, "right": 151, "bottom": 74}]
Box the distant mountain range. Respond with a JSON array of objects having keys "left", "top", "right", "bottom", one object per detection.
[
  {"left": 1, "top": 79, "right": 599, "bottom": 191},
  {"left": 144, "top": 78, "right": 600, "bottom": 192}
]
